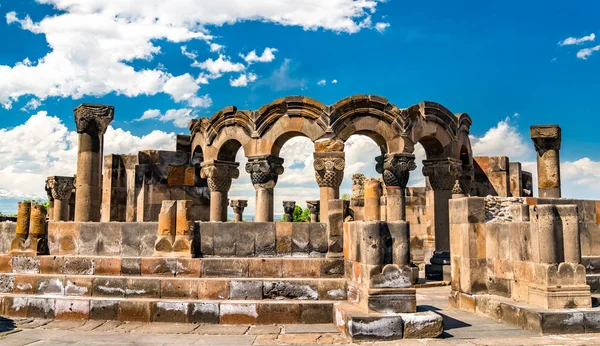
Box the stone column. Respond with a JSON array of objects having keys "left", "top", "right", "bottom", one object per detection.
[
  {"left": 10, "top": 201, "right": 31, "bottom": 252},
  {"left": 283, "top": 201, "right": 296, "bottom": 222},
  {"left": 47, "top": 176, "right": 75, "bottom": 221},
  {"left": 245, "top": 155, "right": 284, "bottom": 222},
  {"left": 364, "top": 179, "right": 382, "bottom": 221},
  {"left": 154, "top": 200, "right": 176, "bottom": 254},
  {"left": 27, "top": 203, "right": 47, "bottom": 254},
  {"left": 530, "top": 125, "right": 562, "bottom": 198},
  {"left": 422, "top": 158, "right": 462, "bottom": 254},
  {"left": 376, "top": 153, "right": 417, "bottom": 221},
  {"left": 201, "top": 160, "right": 240, "bottom": 222},
  {"left": 173, "top": 200, "right": 193, "bottom": 256},
  {"left": 230, "top": 200, "right": 248, "bottom": 222},
  {"left": 44, "top": 178, "right": 54, "bottom": 221},
  {"left": 74, "top": 104, "right": 114, "bottom": 222},
  {"left": 314, "top": 151, "right": 345, "bottom": 223},
  {"left": 307, "top": 200, "right": 320, "bottom": 222}
]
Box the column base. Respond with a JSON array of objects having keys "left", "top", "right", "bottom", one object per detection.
[{"left": 425, "top": 251, "right": 451, "bottom": 281}]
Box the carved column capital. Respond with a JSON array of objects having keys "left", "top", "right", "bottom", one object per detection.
[
  {"left": 306, "top": 200, "right": 320, "bottom": 214},
  {"left": 351, "top": 173, "right": 366, "bottom": 198},
  {"left": 200, "top": 160, "right": 240, "bottom": 193},
  {"left": 422, "top": 158, "right": 462, "bottom": 191},
  {"left": 47, "top": 176, "right": 75, "bottom": 201},
  {"left": 74, "top": 104, "right": 115, "bottom": 135},
  {"left": 313, "top": 151, "right": 345, "bottom": 188},
  {"left": 245, "top": 155, "right": 284, "bottom": 189},
  {"left": 229, "top": 199, "right": 248, "bottom": 213},
  {"left": 454, "top": 164, "right": 474, "bottom": 196},
  {"left": 530, "top": 125, "right": 561, "bottom": 155},
  {"left": 376, "top": 153, "right": 417, "bottom": 189}
]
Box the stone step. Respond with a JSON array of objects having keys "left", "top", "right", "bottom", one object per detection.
[
  {"left": 0, "top": 273, "right": 347, "bottom": 301},
  {"left": 1, "top": 255, "right": 344, "bottom": 278},
  {"left": 587, "top": 274, "right": 600, "bottom": 293},
  {"left": 583, "top": 256, "right": 600, "bottom": 274},
  {"left": 0, "top": 294, "right": 336, "bottom": 324}
]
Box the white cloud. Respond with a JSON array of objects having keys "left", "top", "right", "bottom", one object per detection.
[
  {"left": 135, "top": 108, "right": 196, "bottom": 128},
  {"left": 162, "top": 73, "right": 212, "bottom": 108},
  {"left": 230, "top": 73, "right": 258, "bottom": 87},
  {"left": 1, "top": 0, "right": 387, "bottom": 108},
  {"left": 20, "top": 98, "right": 43, "bottom": 112},
  {"left": 0, "top": 111, "right": 175, "bottom": 201},
  {"left": 470, "top": 117, "right": 532, "bottom": 161},
  {"left": 256, "top": 59, "right": 306, "bottom": 91},
  {"left": 558, "top": 33, "right": 595, "bottom": 46},
  {"left": 375, "top": 22, "right": 390, "bottom": 32},
  {"left": 577, "top": 45, "right": 600, "bottom": 60},
  {"left": 332, "top": 79, "right": 338, "bottom": 84},
  {"left": 317, "top": 79, "right": 327, "bottom": 86},
  {"left": 240, "top": 48, "right": 278, "bottom": 64},
  {"left": 194, "top": 55, "right": 246, "bottom": 78}
]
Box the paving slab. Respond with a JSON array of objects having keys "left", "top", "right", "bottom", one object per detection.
[
  {"left": 247, "top": 325, "right": 281, "bottom": 335},
  {"left": 39, "top": 320, "right": 86, "bottom": 330},
  {"left": 278, "top": 333, "right": 321, "bottom": 344},
  {"left": 19, "top": 319, "right": 51, "bottom": 329},
  {"left": 134, "top": 322, "right": 198, "bottom": 334},
  {"left": 92, "top": 320, "right": 124, "bottom": 332},
  {"left": 113, "top": 322, "right": 144, "bottom": 333},
  {"left": 283, "top": 324, "right": 339, "bottom": 334},
  {"left": 77, "top": 320, "right": 106, "bottom": 331},
  {"left": 194, "top": 324, "right": 250, "bottom": 335},
  {"left": 193, "top": 335, "right": 256, "bottom": 345}
]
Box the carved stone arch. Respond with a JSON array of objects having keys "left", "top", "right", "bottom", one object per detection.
[
  {"left": 254, "top": 96, "right": 329, "bottom": 138},
  {"left": 209, "top": 127, "right": 253, "bottom": 162}
]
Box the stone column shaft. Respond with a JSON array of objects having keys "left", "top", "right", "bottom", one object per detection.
[
  {"left": 201, "top": 160, "right": 240, "bottom": 222},
  {"left": 364, "top": 179, "right": 382, "bottom": 221},
  {"left": 376, "top": 153, "right": 417, "bottom": 222},
  {"left": 531, "top": 125, "right": 561, "bottom": 198},
  {"left": 314, "top": 151, "right": 345, "bottom": 223},
  {"left": 230, "top": 200, "right": 248, "bottom": 222},
  {"left": 74, "top": 104, "right": 114, "bottom": 222},
  {"left": 246, "top": 155, "right": 284, "bottom": 222},
  {"left": 307, "top": 200, "right": 320, "bottom": 222}
]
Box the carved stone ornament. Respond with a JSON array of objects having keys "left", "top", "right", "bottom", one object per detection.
[
  {"left": 422, "top": 158, "right": 462, "bottom": 191},
  {"left": 245, "top": 155, "right": 284, "bottom": 189},
  {"left": 200, "top": 160, "right": 240, "bottom": 193},
  {"left": 375, "top": 153, "right": 417, "bottom": 188},
  {"left": 313, "top": 152, "right": 345, "bottom": 188},
  {"left": 74, "top": 104, "right": 115, "bottom": 135}
]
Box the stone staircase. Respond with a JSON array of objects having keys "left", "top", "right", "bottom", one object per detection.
[
  {"left": 0, "top": 255, "right": 345, "bottom": 324},
  {"left": 584, "top": 256, "right": 600, "bottom": 293}
]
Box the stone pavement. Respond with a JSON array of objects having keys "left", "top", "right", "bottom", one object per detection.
[{"left": 1, "top": 286, "right": 600, "bottom": 345}]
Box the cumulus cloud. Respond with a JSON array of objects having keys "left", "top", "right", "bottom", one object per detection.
[
  {"left": 20, "top": 98, "right": 43, "bottom": 112},
  {"left": 332, "top": 79, "right": 338, "bottom": 84},
  {"left": 0, "top": 111, "right": 175, "bottom": 201},
  {"left": 375, "top": 22, "right": 390, "bottom": 32},
  {"left": 317, "top": 79, "right": 327, "bottom": 86},
  {"left": 558, "top": 33, "right": 595, "bottom": 46},
  {"left": 134, "top": 108, "right": 196, "bottom": 128},
  {"left": 577, "top": 45, "right": 600, "bottom": 60},
  {"left": 240, "top": 48, "right": 278, "bottom": 64},
  {"left": 230, "top": 73, "right": 258, "bottom": 87},
  {"left": 194, "top": 55, "right": 246, "bottom": 78},
  {"left": 256, "top": 59, "right": 307, "bottom": 91},
  {"left": 1, "top": 0, "right": 388, "bottom": 108},
  {"left": 470, "top": 117, "right": 532, "bottom": 161}
]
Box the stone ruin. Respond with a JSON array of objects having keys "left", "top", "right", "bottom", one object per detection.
[{"left": 0, "top": 96, "right": 598, "bottom": 341}]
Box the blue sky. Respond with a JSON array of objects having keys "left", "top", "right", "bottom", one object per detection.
[{"left": 0, "top": 0, "right": 599, "bottom": 215}]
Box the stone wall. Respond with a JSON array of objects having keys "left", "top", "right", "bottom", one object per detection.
[
  {"left": 0, "top": 222, "right": 16, "bottom": 254},
  {"left": 472, "top": 156, "right": 532, "bottom": 197}
]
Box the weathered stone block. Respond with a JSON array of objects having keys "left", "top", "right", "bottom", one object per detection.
[
  {"left": 55, "top": 299, "right": 90, "bottom": 320},
  {"left": 320, "top": 259, "right": 344, "bottom": 277},
  {"left": 121, "top": 258, "right": 141, "bottom": 276},
  {"left": 257, "top": 303, "right": 300, "bottom": 324},
  {"left": 219, "top": 303, "right": 258, "bottom": 324},
  {"left": 98, "top": 223, "right": 122, "bottom": 256},
  {"left": 12, "top": 256, "right": 40, "bottom": 274},
  {"left": 27, "top": 297, "right": 55, "bottom": 319},
  {"left": 248, "top": 258, "right": 282, "bottom": 278},
  {"left": 197, "top": 279, "right": 229, "bottom": 299},
  {"left": 275, "top": 222, "right": 292, "bottom": 255},
  {"left": 0, "top": 255, "right": 12, "bottom": 273},
  {"left": 318, "top": 280, "right": 347, "bottom": 300},
  {"left": 291, "top": 223, "right": 311, "bottom": 254},
  {"left": 126, "top": 278, "right": 160, "bottom": 298},
  {"left": 161, "top": 279, "right": 193, "bottom": 298},
  {"left": 78, "top": 223, "right": 99, "bottom": 255},
  {"left": 119, "top": 300, "right": 151, "bottom": 322},
  {"left": 140, "top": 258, "right": 177, "bottom": 277},
  {"left": 230, "top": 280, "right": 263, "bottom": 299},
  {"left": 89, "top": 299, "right": 119, "bottom": 320},
  {"left": 201, "top": 259, "right": 248, "bottom": 278},
  {"left": 401, "top": 311, "right": 443, "bottom": 339},
  {"left": 254, "top": 223, "right": 276, "bottom": 256},
  {"left": 139, "top": 222, "right": 157, "bottom": 257},
  {"left": 189, "top": 302, "right": 219, "bottom": 324},
  {"left": 94, "top": 257, "right": 122, "bottom": 276},
  {"left": 35, "top": 276, "right": 64, "bottom": 295},
  {"left": 92, "top": 277, "right": 126, "bottom": 297},
  {"left": 63, "top": 257, "right": 94, "bottom": 275},
  {"left": 121, "top": 222, "right": 141, "bottom": 257},
  {"left": 309, "top": 223, "right": 328, "bottom": 253},
  {"left": 200, "top": 222, "right": 214, "bottom": 256},
  {"left": 14, "top": 274, "right": 36, "bottom": 294},
  {"left": 64, "top": 277, "right": 92, "bottom": 296},
  {"left": 0, "top": 273, "right": 15, "bottom": 293},
  {"left": 3, "top": 296, "right": 28, "bottom": 317},
  {"left": 300, "top": 302, "right": 333, "bottom": 323},
  {"left": 282, "top": 259, "right": 320, "bottom": 278},
  {"left": 152, "top": 301, "right": 188, "bottom": 323}
]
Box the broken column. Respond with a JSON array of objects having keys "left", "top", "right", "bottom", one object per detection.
[
  {"left": 530, "top": 125, "right": 562, "bottom": 198},
  {"left": 423, "top": 158, "right": 462, "bottom": 280},
  {"left": 9, "top": 201, "right": 31, "bottom": 253},
  {"left": 74, "top": 104, "right": 114, "bottom": 222},
  {"left": 230, "top": 199, "right": 247, "bottom": 222},
  {"left": 363, "top": 179, "right": 382, "bottom": 221},
  {"left": 306, "top": 200, "right": 320, "bottom": 222},
  {"left": 154, "top": 200, "right": 177, "bottom": 255},
  {"left": 245, "top": 155, "right": 284, "bottom": 222},
  {"left": 200, "top": 160, "right": 239, "bottom": 222},
  {"left": 376, "top": 153, "right": 416, "bottom": 221},
  {"left": 283, "top": 201, "right": 296, "bottom": 222},
  {"left": 26, "top": 203, "right": 48, "bottom": 254},
  {"left": 172, "top": 200, "right": 193, "bottom": 256},
  {"left": 47, "top": 176, "right": 75, "bottom": 221},
  {"left": 314, "top": 151, "right": 345, "bottom": 223}
]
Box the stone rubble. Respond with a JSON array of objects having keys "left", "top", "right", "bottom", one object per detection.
[{"left": 484, "top": 195, "right": 525, "bottom": 222}]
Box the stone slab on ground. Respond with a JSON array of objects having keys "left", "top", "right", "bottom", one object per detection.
[
  {"left": 283, "top": 324, "right": 339, "bottom": 334},
  {"left": 133, "top": 322, "right": 198, "bottom": 334},
  {"left": 39, "top": 320, "right": 86, "bottom": 330},
  {"left": 92, "top": 320, "right": 123, "bottom": 332},
  {"left": 248, "top": 325, "right": 281, "bottom": 335},
  {"left": 77, "top": 320, "right": 106, "bottom": 331},
  {"left": 194, "top": 324, "right": 250, "bottom": 335}
]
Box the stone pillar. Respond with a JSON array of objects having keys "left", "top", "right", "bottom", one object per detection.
[
  {"left": 351, "top": 173, "right": 366, "bottom": 198},
  {"left": 154, "top": 200, "right": 177, "bottom": 254},
  {"left": 47, "top": 176, "right": 75, "bottom": 221},
  {"left": 230, "top": 200, "right": 248, "bottom": 222},
  {"left": 530, "top": 125, "right": 562, "bottom": 198},
  {"left": 10, "top": 201, "right": 31, "bottom": 251},
  {"left": 173, "top": 200, "right": 193, "bottom": 256},
  {"left": 314, "top": 151, "right": 345, "bottom": 223},
  {"left": 44, "top": 178, "right": 54, "bottom": 221},
  {"left": 307, "top": 200, "right": 320, "bottom": 222},
  {"left": 74, "top": 104, "right": 114, "bottom": 222},
  {"left": 364, "top": 179, "right": 382, "bottom": 221},
  {"left": 201, "top": 160, "right": 239, "bottom": 222},
  {"left": 27, "top": 203, "right": 48, "bottom": 254},
  {"left": 245, "top": 155, "right": 284, "bottom": 222},
  {"left": 422, "top": 158, "right": 461, "bottom": 253},
  {"left": 283, "top": 201, "right": 296, "bottom": 222},
  {"left": 376, "top": 153, "right": 416, "bottom": 221}
]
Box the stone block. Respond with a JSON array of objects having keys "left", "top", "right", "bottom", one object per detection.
[
  {"left": 318, "top": 280, "right": 347, "bottom": 300},
  {"left": 140, "top": 258, "right": 177, "bottom": 277},
  {"left": 167, "top": 165, "right": 186, "bottom": 186},
  {"left": 348, "top": 314, "right": 403, "bottom": 341},
  {"left": 197, "top": 279, "right": 229, "bottom": 299},
  {"left": 35, "top": 276, "right": 64, "bottom": 295},
  {"left": 291, "top": 223, "right": 311, "bottom": 254},
  {"left": 121, "top": 257, "right": 141, "bottom": 276},
  {"left": 92, "top": 277, "right": 126, "bottom": 297},
  {"left": 184, "top": 167, "right": 196, "bottom": 186},
  {"left": 63, "top": 257, "right": 94, "bottom": 275},
  {"left": 263, "top": 280, "right": 318, "bottom": 300},
  {"left": 12, "top": 255, "right": 40, "bottom": 274},
  {"left": 300, "top": 302, "right": 333, "bottom": 323},
  {"left": 0, "top": 273, "right": 15, "bottom": 293},
  {"left": 89, "top": 299, "right": 119, "bottom": 320},
  {"left": 219, "top": 303, "right": 259, "bottom": 324},
  {"left": 55, "top": 299, "right": 90, "bottom": 320},
  {"left": 328, "top": 200, "right": 345, "bottom": 237},
  {"left": 234, "top": 229, "right": 255, "bottom": 257},
  {"left": 254, "top": 223, "right": 276, "bottom": 256},
  {"left": 121, "top": 222, "right": 141, "bottom": 257},
  {"left": 189, "top": 302, "right": 220, "bottom": 324},
  {"left": 126, "top": 278, "right": 161, "bottom": 298},
  {"left": 248, "top": 258, "right": 282, "bottom": 278},
  {"left": 27, "top": 297, "right": 55, "bottom": 319},
  {"left": 0, "top": 255, "right": 12, "bottom": 273},
  {"left": 401, "top": 311, "right": 443, "bottom": 339},
  {"left": 39, "top": 256, "right": 63, "bottom": 274},
  {"left": 309, "top": 223, "right": 328, "bottom": 253},
  {"left": 14, "top": 274, "right": 38, "bottom": 294},
  {"left": 275, "top": 222, "right": 292, "bottom": 255},
  {"left": 257, "top": 303, "right": 300, "bottom": 324},
  {"left": 320, "top": 259, "right": 344, "bottom": 277},
  {"left": 78, "top": 223, "right": 99, "bottom": 255},
  {"left": 282, "top": 259, "right": 320, "bottom": 278},
  {"left": 3, "top": 296, "right": 29, "bottom": 317},
  {"left": 230, "top": 280, "right": 263, "bottom": 299},
  {"left": 94, "top": 257, "right": 122, "bottom": 276},
  {"left": 161, "top": 279, "right": 193, "bottom": 298},
  {"left": 449, "top": 197, "right": 486, "bottom": 224},
  {"left": 199, "top": 222, "right": 215, "bottom": 256},
  {"left": 201, "top": 259, "right": 248, "bottom": 278},
  {"left": 64, "top": 277, "right": 93, "bottom": 296},
  {"left": 119, "top": 300, "right": 151, "bottom": 322},
  {"left": 139, "top": 222, "right": 157, "bottom": 257},
  {"left": 98, "top": 223, "right": 122, "bottom": 256},
  {"left": 152, "top": 301, "right": 188, "bottom": 323}
]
